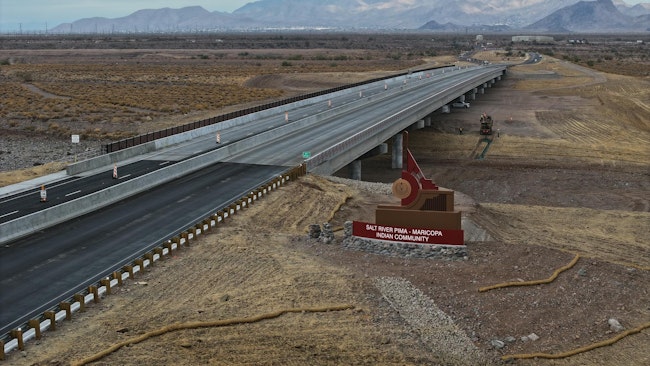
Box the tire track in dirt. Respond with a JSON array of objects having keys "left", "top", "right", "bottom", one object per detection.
[
  {"left": 22, "top": 83, "right": 70, "bottom": 99},
  {"left": 476, "top": 203, "right": 650, "bottom": 269}
]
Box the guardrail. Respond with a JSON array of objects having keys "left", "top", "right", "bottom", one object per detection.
[
  {"left": 0, "top": 164, "right": 307, "bottom": 360},
  {"left": 101, "top": 65, "right": 454, "bottom": 154},
  {"left": 306, "top": 66, "right": 506, "bottom": 173},
  {"left": 67, "top": 64, "right": 470, "bottom": 178}
]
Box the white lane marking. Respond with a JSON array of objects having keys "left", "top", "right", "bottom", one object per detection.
[
  {"left": 159, "top": 161, "right": 170, "bottom": 166},
  {"left": 0, "top": 210, "right": 19, "bottom": 219},
  {"left": 119, "top": 174, "right": 132, "bottom": 180},
  {"left": 65, "top": 190, "right": 81, "bottom": 197}
]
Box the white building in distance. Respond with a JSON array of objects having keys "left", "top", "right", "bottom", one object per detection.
[{"left": 512, "top": 36, "right": 554, "bottom": 42}]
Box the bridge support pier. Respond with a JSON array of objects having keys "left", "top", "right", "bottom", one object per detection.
[
  {"left": 409, "top": 119, "right": 425, "bottom": 131},
  {"left": 392, "top": 133, "right": 403, "bottom": 169},
  {"left": 424, "top": 116, "right": 432, "bottom": 127},
  {"left": 360, "top": 143, "right": 388, "bottom": 159},
  {"left": 459, "top": 95, "right": 466, "bottom": 102},
  {"left": 348, "top": 160, "right": 362, "bottom": 180}
]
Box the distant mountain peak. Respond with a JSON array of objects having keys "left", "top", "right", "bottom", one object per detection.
[
  {"left": 525, "top": 0, "right": 642, "bottom": 33},
  {"left": 49, "top": 0, "right": 650, "bottom": 34}
]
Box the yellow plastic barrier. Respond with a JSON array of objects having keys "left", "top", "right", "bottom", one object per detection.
[
  {"left": 502, "top": 321, "right": 650, "bottom": 361},
  {"left": 72, "top": 304, "right": 354, "bottom": 366},
  {"left": 479, "top": 254, "right": 580, "bottom": 292}
]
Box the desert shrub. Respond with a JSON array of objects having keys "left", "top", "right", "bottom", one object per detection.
[
  {"left": 15, "top": 71, "right": 34, "bottom": 82},
  {"left": 47, "top": 122, "right": 60, "bottom": 131}
]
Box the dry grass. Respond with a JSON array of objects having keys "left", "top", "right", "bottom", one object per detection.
[
  {"left": 0, "top": 162, "right": 67, "bottom": 186},
  {"left": 477, "top": 203, "right": 650, "bottom": 269},
  {"left": 0, "top": 50, "right": 424, "bottom": 142}
]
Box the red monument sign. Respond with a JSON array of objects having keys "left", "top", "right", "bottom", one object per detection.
[{"left": 352, "top": 131, "right": 464, "bottom": 246}]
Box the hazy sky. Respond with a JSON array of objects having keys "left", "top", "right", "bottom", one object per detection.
[
  {"left": 0, "top": 0, "right": 646, "bottom": 32},
  {"left": 0, "top": 1, "right": 255, "bottom": 31}
]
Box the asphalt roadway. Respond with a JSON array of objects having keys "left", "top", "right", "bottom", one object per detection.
[
  {"left": 0, "top": 161, "right": 168, "bottom": 224},
  {"left": 0, "top": 161, "right": 286, "bottom": 335}
]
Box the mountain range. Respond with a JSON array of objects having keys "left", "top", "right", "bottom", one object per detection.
[{"left": 51, "top": 0, "right": 650, "bottom": 34}]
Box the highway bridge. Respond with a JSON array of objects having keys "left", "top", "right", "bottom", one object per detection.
[{"left": 0, "top": 63, "right": 506, "bottom": 351}]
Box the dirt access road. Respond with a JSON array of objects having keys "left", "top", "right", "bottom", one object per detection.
[{"left": 4, "top": 56, "right": 650, "bottom": 365}]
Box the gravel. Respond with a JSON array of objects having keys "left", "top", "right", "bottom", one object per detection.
[
  {"left": 374, "top": 276, "right": 489, "bottom": 366},
  {"left": 0, "top": 132, "right": 102, "bottom": 171},
  {"left": 325, "top": 175, "right": 393, "bottom": 195}
]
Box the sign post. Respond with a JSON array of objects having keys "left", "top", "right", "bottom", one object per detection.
[{"left": 71, "top": 134, "right": 80, "bottom": 162}]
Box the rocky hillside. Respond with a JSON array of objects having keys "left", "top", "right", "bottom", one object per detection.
[
  {"left": 526, "top": 0, "right": 649, "bottom": 33},
  {"left": 50, "top": 0, "right": 650, "bottom": 33}
]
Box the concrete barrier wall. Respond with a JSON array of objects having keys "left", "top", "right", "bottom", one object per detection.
[
  {"left": 66, "top": 142, "right": 156, "bottom": 175},
  {"left": 65, "top": 69, "right": 437, "bottom": 175}
]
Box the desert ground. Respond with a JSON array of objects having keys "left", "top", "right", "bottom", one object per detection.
[{"left": 1, "top": 35, "right": 649, "bottom": 365}]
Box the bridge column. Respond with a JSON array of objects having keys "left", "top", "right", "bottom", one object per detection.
[
  {"left": 470, "top": 88, "right": 478, "bottom": 100},
  {"left": 424, "top": 116, "right": 432, "bottom": 127},
  {"left": 360, "top": 143, "right": 388, "bottom": 159},
  {"left": 392, "top": 133, "right": 403, "bottom": 169},
  {"left": 348, "top": 160, "right": 362, "bottom": 180},
  {"left": 409, "top": 119, "right": 425, "bottom": 131},
  {"left": 497, "top": 75, "right": 502, "bottom": 81},
  {"left": 459, "top": 95, "right": 466, "bottom": 102}
]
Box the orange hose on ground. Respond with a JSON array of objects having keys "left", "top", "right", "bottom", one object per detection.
[
  {"left": 479, "top": 254, "right": 580, "bottom": 292},
  {"left": 502, "top": 321, "right": 650, "bottom": 361},
  {"left": 72, "top": 304, "right": 354, "bottom": 366}
]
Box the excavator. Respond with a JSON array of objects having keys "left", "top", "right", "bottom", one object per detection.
[{"left": 480, "top": 113, "right": 493, "bottom": 135}]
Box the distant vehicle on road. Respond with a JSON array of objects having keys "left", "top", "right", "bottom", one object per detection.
[{"left": 452, "top": 101, "right": 470, "bottom": 108}]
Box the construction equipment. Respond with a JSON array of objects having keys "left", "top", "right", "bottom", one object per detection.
[{"left": 480, "top": 113, "right": 493, "bottom": 135}]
